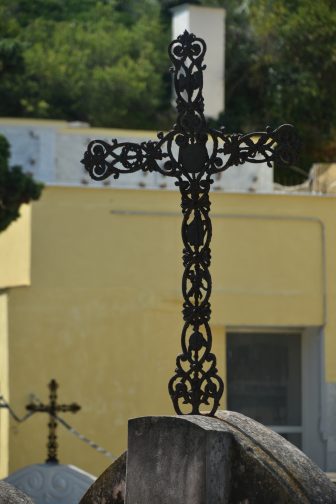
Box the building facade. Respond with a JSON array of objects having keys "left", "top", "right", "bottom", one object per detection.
[{"left": 1, "top": 117, "right": 336, "bottom": 476}]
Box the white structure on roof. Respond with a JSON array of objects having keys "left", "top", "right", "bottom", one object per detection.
[
  {"left": 5, "top": 463, "right": 95, "bottom": 504},
  {"left": 171, "top": 3, "right": 226, "bottom": 119},
  {"left": 0, "top": 119, "right": 273, "bottom": 193}
]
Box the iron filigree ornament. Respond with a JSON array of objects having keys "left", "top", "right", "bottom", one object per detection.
[{"left": 81, "top": 31, "right": 298, "bottom": 416}]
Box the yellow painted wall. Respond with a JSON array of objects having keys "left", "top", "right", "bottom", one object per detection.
[
  {"left": 7, "top": 187, "right": 336, "bottom": 476},
  {"left": 0, "top": 204, "right": 31, "bottom": 477},
  {"left": 0, "top": 204, "right": 31, "bottom": 288},
  {"left": 0, "top": 292, "right": 9, "bottom": 478}
]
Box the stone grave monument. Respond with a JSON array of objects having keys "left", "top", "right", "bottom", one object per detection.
[
  {"left": 80, "top": 412, "right": 336, "bottom": 504},
  {"left": 79, "top": 31, "right": 336, "bottom": 503}
]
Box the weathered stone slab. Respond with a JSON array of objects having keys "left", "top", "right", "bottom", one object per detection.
[
  {"left": 0, "top": 480, "right": 34, "bottom": 503},
  {"left": 79, "top": 411, "right": 336, "bottom": 504},
  {"left": 215, "top": 410, "right": 336, "bottom": 503},
  {"left": 125, "top": 415, "right": 232, "bottom": 504},
  {"left": 80, "top": 452, "right": 126, "bottom": 504}
]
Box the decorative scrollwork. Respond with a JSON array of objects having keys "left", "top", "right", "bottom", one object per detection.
[
  {"left": 168, "top": 174, "right": 224, "bottom": 415},
  {"left": 82, "top": 30, "right": 299, "bottom": 417},
  {"left": 81, "top": 139, "right": 164, "bottom": 181}
]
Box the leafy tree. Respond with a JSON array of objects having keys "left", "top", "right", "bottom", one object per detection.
[
  {"left": 0, "top": 0, "right": 25, "bottom": 116},
  {"left": 0, "top": 0, "right": 103, "bottom": 25},
  {"left": 0, "top": 135, "right": 43, "bottom": 232},
  {"left": 0, "top": 0, "right": 170, "bottom": 128},
  {"left": 248, "top": 0, "right": 336, "bottom": 168},
  {"left": 0, "top": 0, "right": 335, "bottom": 170},
  {"left": 0, "top": 38, "right": 25, "bottom": 116}
]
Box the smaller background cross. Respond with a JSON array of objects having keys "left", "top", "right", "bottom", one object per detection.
[{"left": 26, "top": 379, "right": 81, "bottom": 463}]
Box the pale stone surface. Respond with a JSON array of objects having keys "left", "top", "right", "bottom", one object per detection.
[
  {"left": 5, "top": 463, "right": 96, "bottom": 504},
  {"left": 76, "top": 412, "right": 336, "bottom": 503},
  {"left": 80, "top": 452, "right": 126, "bottom": 504},
  {"left": 0, "top": 480, "right": 34, "bottom": 503},
  {"left": 310, "top": 163, "right": 336, "bottom": 194},
  {"left": 215, "top": 410, "right": 336, "bottom": 503},
  {"left": 125, "top": 415, "right": 232, "bottom": 504}
]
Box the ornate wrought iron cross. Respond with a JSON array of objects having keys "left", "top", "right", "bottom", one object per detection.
[
  {"left": 26, "top": 379, "right": 81, "bottom": 463},
  {"left": 81, "top": 31, "right": 297, "bottom": 416}
]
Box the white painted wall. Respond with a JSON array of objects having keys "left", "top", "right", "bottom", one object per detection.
[{"left": 0, "top": 120, "right": 273, "bottom": 192}]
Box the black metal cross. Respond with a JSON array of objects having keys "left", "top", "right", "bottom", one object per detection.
[
  {"left": 26, "top": 379, "right": 81, "bottom": 463},
  {"left": 81, "top": 31, "right": 297, "bottom": 416}
]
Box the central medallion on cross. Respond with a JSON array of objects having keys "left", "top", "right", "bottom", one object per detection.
[{"left": 82, "top": 31, "right": 298, "bottom": 416}]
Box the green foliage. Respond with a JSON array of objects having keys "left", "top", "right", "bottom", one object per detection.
[
  {"left": 0, "top": 135, "right": 43, "bottom": 232},
  {"left": 0, "top": 0, "right": 106, "bottom": 25},
  {"left": 0, "top": 0, "right": 335, "bottom": 168},
  {"left": 0, "top": 0, "right": 169, "bottom": 129},
  {"left": 248, "top": 0, "right": 336, "bottom": 168},
  {"left": 0, "top": 38, "right": 25, "bottom": 115},
  {"left": 204, "top": 0, "right": 336, "bottom": 169}
]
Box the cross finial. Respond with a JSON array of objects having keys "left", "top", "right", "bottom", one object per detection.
[
  {"left": 81, "top": 31, "right": 298, "bottom": 416},
  {"left": 26, "top": 380, "right": 81, "bottom": 463}
]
